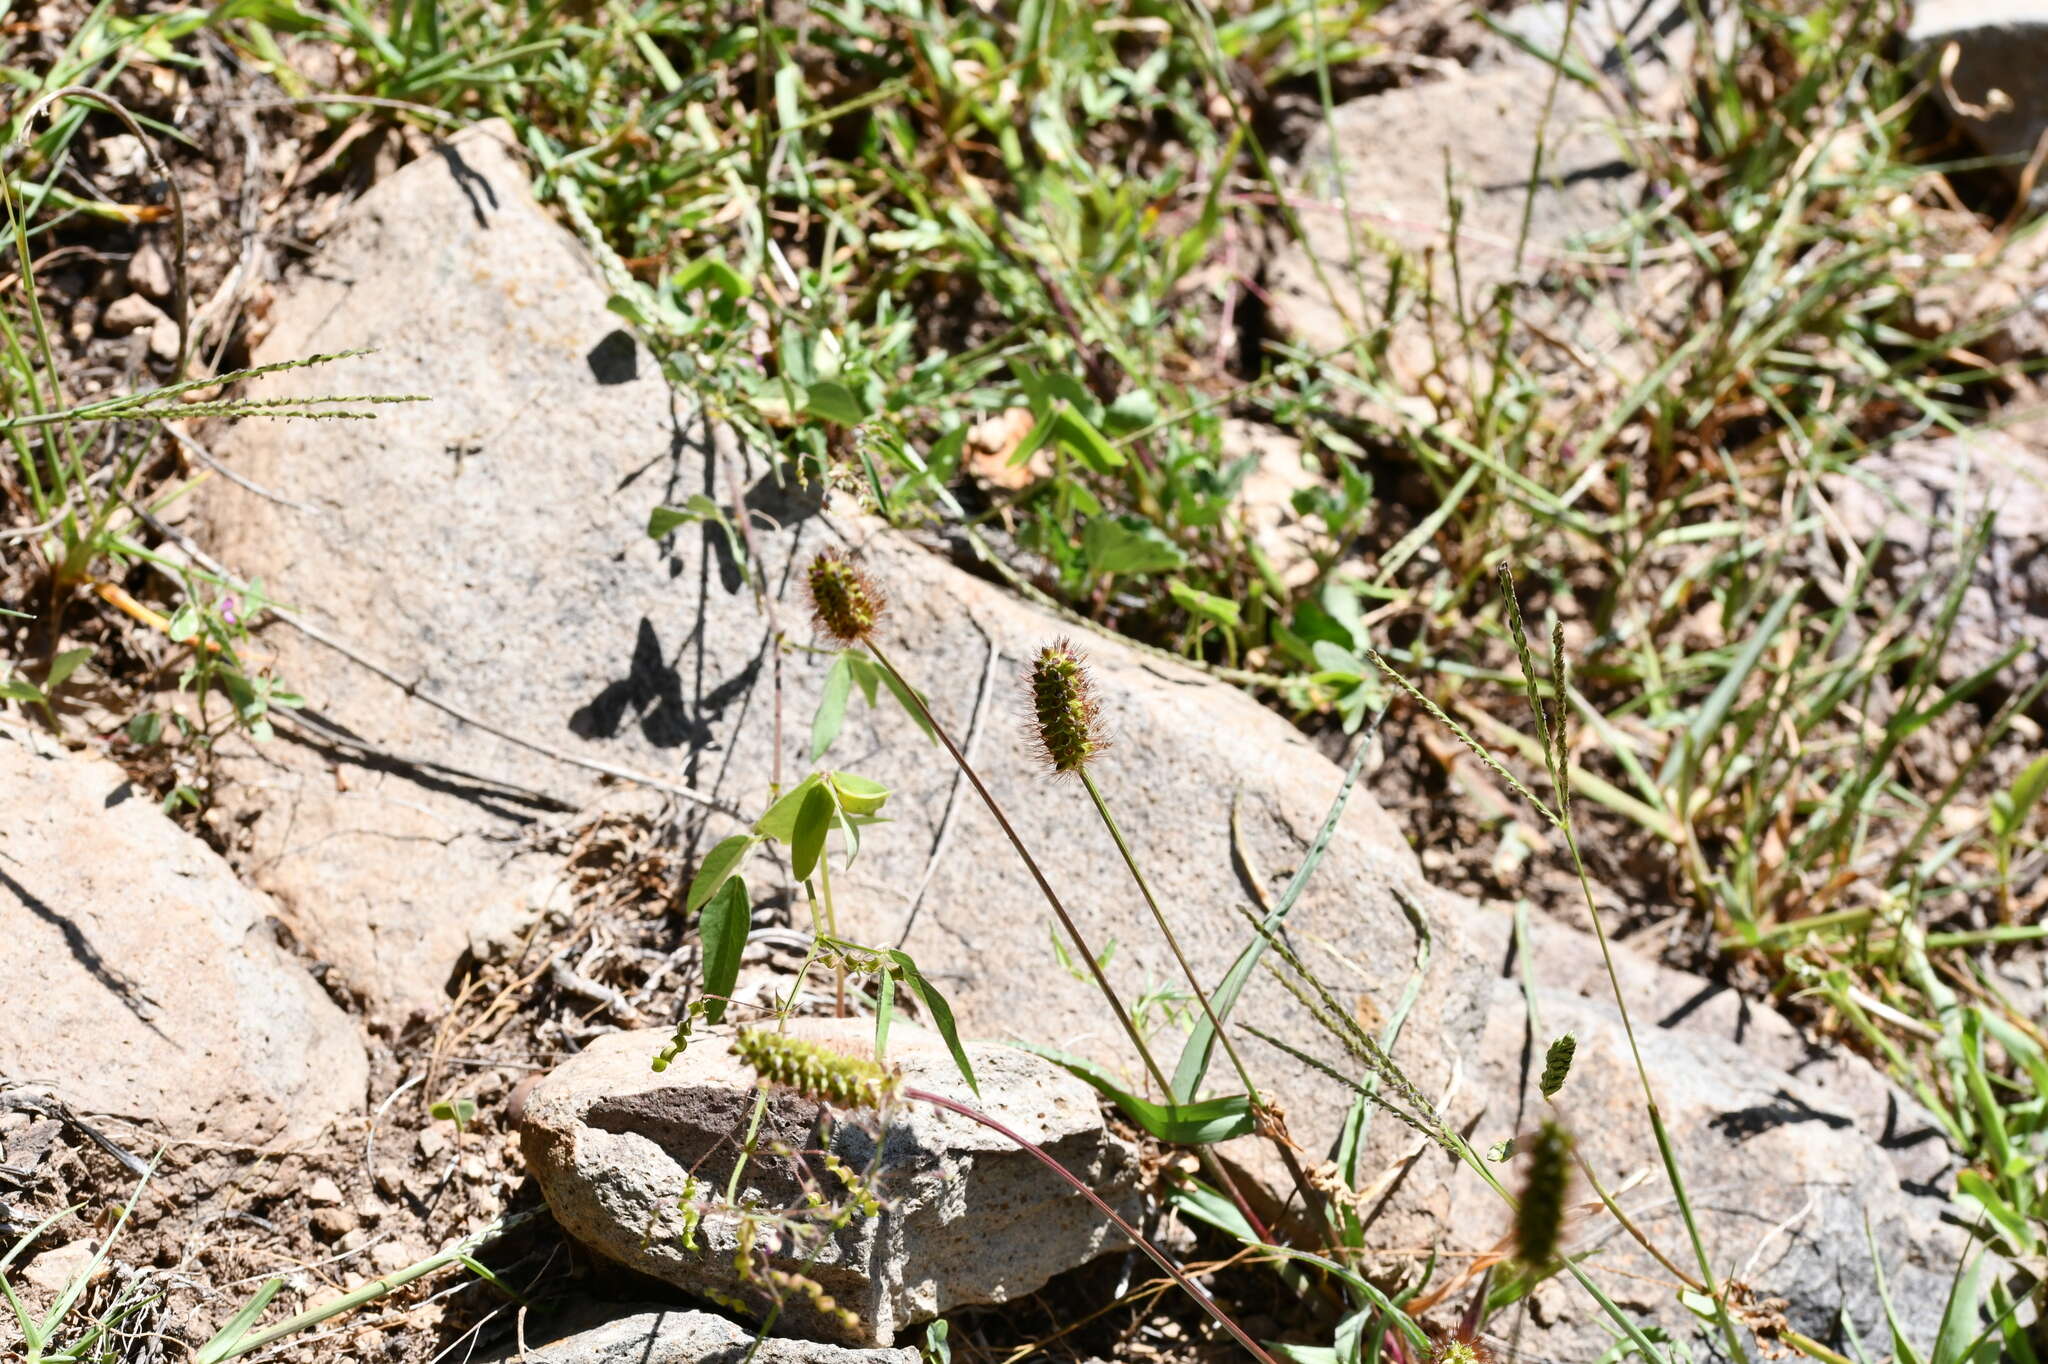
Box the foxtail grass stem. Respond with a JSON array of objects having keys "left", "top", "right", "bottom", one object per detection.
[
  {"left": 1077, "top": 769, "right": 1331, "bottom": 1229},
  {"left": 904, "top": 1086, "right": 1281, "bottom": 1364},
  {"left": 864, "top": 640, "right": 1173, "bottom": 1099}
]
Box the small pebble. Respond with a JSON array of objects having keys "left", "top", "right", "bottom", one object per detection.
[
  {"left": 148, "top": 315, "right": 180, "bottom": 362},
  {"left": 309, "top": 1207, "right": 358, "bottom": 1242},
  {"left": 418, "top": 1126, "right": 448, "bottom": 1160},
  {"left": 22, "top": 1240, "right": 99, "bottom": 1296},
  {"left": 307, "top": 1175, "right": 345, "bottom": 1206},
  {"left": 369, "top": 1239, "right": 420, "bottom": 1274},
  {"left": 101, "top": 293, "right": 166, "bottom": 335},
  {"left": 128, "top": 240, "right": 173, "bottom": 299}
]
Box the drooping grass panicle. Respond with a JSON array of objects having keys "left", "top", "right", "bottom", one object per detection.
[
  {"left": 1497, "top": 562, "right": 1555, "bottom": 761},
  {"left": 1026, "top": 638, "right": 1109, "bottom": 775},
  {"left": 804, "top": 549, "right": 885, "bottom": 644},
  {"left": 1514, "top": 1120, "right": 1573, "bottom": 1269},
  {"left": 733, "top": 1028, "right": 898, "bottom": 1109},
  {"left": 1367, "top": 648, "right": 1559, "bottom": 829},
  {"left": 1549, "top": 619, "right": 1571, "bottom": 827}
]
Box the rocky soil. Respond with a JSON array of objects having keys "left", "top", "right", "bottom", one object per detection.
[{"left": 5, "top": 5, "right": 2047, "bottom": 1364}]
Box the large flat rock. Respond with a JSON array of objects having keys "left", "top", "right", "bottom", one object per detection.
[
  {"left": 518, "top": 1022, "right": 1138, "bottom": 1346},
  {"left": 1909, "top": 1, "right": 2048, "bottom": 213},
  {"left": 185, "top": 119, "right": 1981, "bottom": 1356},
  {"left": 1264, "top": 63, "right": 1648, "bottom": 385},
  {"left": 190, "top": 121, "right": 1492, "bottom": 1227},
  {"left": 490, "top": 1305, "right": 918, "bottom": 1364},
  {"left": 1453, "top": 909, "right": 1966, "bottom": 1358},
  {"left": 0, "top": 738, "right": 366, "bottom": 1144}
]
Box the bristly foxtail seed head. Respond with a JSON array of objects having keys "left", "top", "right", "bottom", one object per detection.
[
  {"left": 1514, "top": 1119, "right": 1573, "bottom": 1268},
  {"left": 1539, "top": 1031, "right": 1576, "bottom": 1099},
  {"left": 805, "top": 550, "right": 884, "bottom": 644},
  {"left": 732, "top": 1028, "right": 898, "bottom": 1109},
  {"left": 1028, "top": 639, "right": 1106, "bottom": 775}
]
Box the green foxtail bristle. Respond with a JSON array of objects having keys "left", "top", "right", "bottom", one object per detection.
[
  {"left": 1540, "top": 1031, "right": 1577, "bottom": 1099},
  {"left": 1515, "top": 1119, "right": 1572, "bottom": 1268},
  {"left": 1028, "top": 639, "right": 1107, "bottom": 775},
  {"left": 805, "top": 549, "right": 884, "bottom": 643},
  {"left": 732, "top": 1028, "right": 897, "bottom": 1108}
]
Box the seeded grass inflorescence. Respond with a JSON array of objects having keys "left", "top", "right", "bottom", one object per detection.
[
  {"left": 733, "top": 1028, "right": 899, "bottom": 1109},
  {"left": 804, "top": 549, "right": 885, "bottom": 645},
  {"left": 1027, "top": 639, "right": 1108, "bottom": 776},
  {"left": 1514, "top": 1120, "right": 1573, "bottom": 1271}
]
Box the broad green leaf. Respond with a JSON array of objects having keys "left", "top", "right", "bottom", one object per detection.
[
  {"left": 803, "top": 380, "right": 865, "bottom": 426},
  {"left": 1992, "top": 753, "right": 2048, "bottom": 840},
  {"left": 1310, "top": 638, "right": 1366, "bottom": 678},
  {"left": 1932, "top": 1251, "right": 1988, "bottom": 1364},
  {"left": 811, "top": 654, "right": 854, "bottom": 761},
  {"left": 755, "top": 774, "right": 824, "bottom": 843},
  {"left": 1016, "top": 1043, "right": 1252, "bottom": 1143},
  {"left": 0, "top": 679, "right": 45, "bottom": 705},
  {"left": 167, "top": 603, "right": 199, "bottom": 643},
  {"left": 791, "top": 782, "right": 836, "bottom": 882},
  {"left": 672, "top": 254, "right": 748, "bottom": 297},
  {"left": 127, "top": 711, "right": 164, "bottom": 746},
  {"left": 886, "top": 949, "right": 977, "bottom": 1094},
  {"left": 45, "top": 646, "right": 91, "bottom": 691},
  {"left": 1173, "top": 732, "right": 1374, "bottom": 1102},
  {"left": 871, "top": 660, "right": 937, "bottom": 743},
  {"left": 1081, "top": 515, "right": 1185, "bottom": 578},
  {"left": 1014, "top": 402, "right": 1125, "bottom": 475},
  {"left": 1104, "top": 388, "right": 1159, "bottom": 433},
  {"left": 647, "top": 494, "right": 718, "bottom": 539},
  {"left": 685, "top": 834, "right": 756, "bottom": 915},
  {"left": 1954, "top": 1171, "right": 2030, "bottom": 1254},
  {"left": 1168, "top": 579, "right": 1241, "bottom": 629},
  {"left": 828, "top": 771, "right": 890, "bottom": 816},
  {"left": 698, "top": 875, "right": 750, "bottom": 1024}
]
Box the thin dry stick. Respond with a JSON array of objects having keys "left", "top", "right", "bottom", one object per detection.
[
  {"left": 128, "top": 501, "right": 741, "bottom": 815},
  {"left": 894, "top": 623, "right": 998, "bottom": 949}
]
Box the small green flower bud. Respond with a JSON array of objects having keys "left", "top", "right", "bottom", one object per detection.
[
  {"left": 805, "top": 549, "right": 884, "bottom": 644},
  {"left": 1027, "top": 640, "right": 1107, "bottom": 775}
]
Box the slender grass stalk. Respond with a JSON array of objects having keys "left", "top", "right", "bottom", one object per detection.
[
  {"left": 1076, "top": 766, "right": 1329, "bottom": 1228},
  {"left": 198, "top": 1208, "right": 542, "bottom": 1361},
  {"left": 863, "top": 638, "right": 1175, "bottom": 1100},
  {"left": 1494, "top": 568, "right": 1751, "bottom": 1360},
  {"left": 904, "top": 1086, "right": 1281, "bottom": 1364}
]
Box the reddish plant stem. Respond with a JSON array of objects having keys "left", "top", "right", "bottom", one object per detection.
[{"left": 904, "top": 1087, "right": 1280, "bottom": 1364}]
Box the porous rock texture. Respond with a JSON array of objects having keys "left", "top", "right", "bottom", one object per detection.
[
  {"left": 188, "top": 119, "right": 1493, "bottom": 1234},
  {"left": 487, "top": 1304, "right": 918, "bottom": 1364},
  {"left": 1262, "top": 61, "right": 1648, "bottom": 387},
  {"left": 0, "top": 737, "right": 365, "bottom": 1144},
  {"left": 1822, "top": 430, "right": 2048, "bottom": 691},
  {"left": 1453, "top": 904, "right": 1966, "bottom": 1357},
  {"left": 517, "top": 1020, "right": 1136, "bottom": 1346}
]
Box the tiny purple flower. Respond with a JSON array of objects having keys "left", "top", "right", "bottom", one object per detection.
[{"left": 219, "top": 594, "right": 240, "bottom": 625}]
